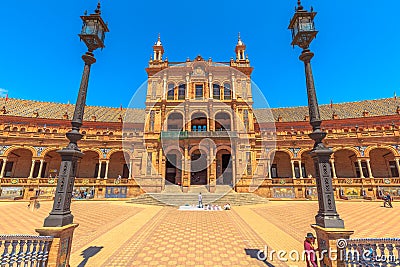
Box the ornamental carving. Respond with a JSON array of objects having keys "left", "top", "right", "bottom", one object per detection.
[
  {"left": 0, "top": 145, "right": 10, "bottom": 156},
  {"left": 34, "top": 146, "right": 46, "bottom": 157}
]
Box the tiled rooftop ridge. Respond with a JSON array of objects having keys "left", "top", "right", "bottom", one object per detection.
[{"left": 0, "top": 97, "right": 398, "bottom": 123}]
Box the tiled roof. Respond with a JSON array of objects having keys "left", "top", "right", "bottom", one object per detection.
[
  {"left": 0, "top": 97, "right": 398, "bottom": 123},
  {"left": 0, "top": 98, "right": 144, "bottom": 123},
  {"left": 257, "top": 98, "right": 399, "bottom": 123}
]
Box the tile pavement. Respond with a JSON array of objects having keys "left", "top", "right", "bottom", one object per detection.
[{"left": 0, "top": 200, "right": 399, "bottom": 267}]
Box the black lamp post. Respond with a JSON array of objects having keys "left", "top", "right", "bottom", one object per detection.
[
  {"left": 288, "top": 1, "right": 344, "bottom": 228},
  {"left": 44, "top": 3, "right": 109, "bottom": 227}
]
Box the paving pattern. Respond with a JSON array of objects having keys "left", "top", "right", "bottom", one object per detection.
[
  {"left": 251, "top": 201, "right": 400, "bottom": 243},
  {"left": 0, "top": 200, "right": 399, "bottom": 267},
  {"left": 0, "top": 201, "right": 143, "bottom": 253},
  {"left": 102, "top": 208, "right": 271, "bottom": 267}
]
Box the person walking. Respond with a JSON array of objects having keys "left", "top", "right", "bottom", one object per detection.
[
  {"left": 198, "top": 192, "right": 203, "bottom": 208},
  {"left": 304, "top": 233, "right": 318, "bottom": 267}
]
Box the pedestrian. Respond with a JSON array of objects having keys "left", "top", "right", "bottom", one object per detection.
[
  {"left": 384, "top": 192, "right": 393, "bottom": 208},
  {"left": 304, "top": 233, "right": 318, "bottom": 267},
  {"left": 198, "top": 192, "right": 203, "bottom": 208}
]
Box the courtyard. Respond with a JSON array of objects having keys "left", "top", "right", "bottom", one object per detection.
[{"left": 0, "top": 200, "right": 398, "bottom": 267}]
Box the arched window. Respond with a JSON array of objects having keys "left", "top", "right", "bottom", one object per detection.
[
  {"left": 149, "top": 111, "right": 155, "bottom": 132},
  {"left": 223, "top": 83, "right": 231, "bottom": 100},
  {"left": 167, "top": 84, "right": 174, "bottom": 100},
  {"left": 243, "top": 110, "right": 249, "bottom": 131},
  {"left": 178, "top": 84, "right": 186, "bottom": 100},
  {"left": 195, "top": 84, "right": 203, "bottom": 99},
  {"left": 213, "top": 84, "right": 220, "bottom": 99},
  {"left": 20, "top": 128, "right": 26, "bottom": 133}
]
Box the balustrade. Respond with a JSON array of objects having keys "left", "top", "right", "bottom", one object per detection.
[
  {"left": 0, "top": 235, "right": 53, "bottom": 267},
  {"left": 344, "top": 238, "right": 400, "bottom": 266}
]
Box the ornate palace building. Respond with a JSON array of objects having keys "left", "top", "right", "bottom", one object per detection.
[{"left": 0, "top": 36, "right": 399, "bottom": 200}]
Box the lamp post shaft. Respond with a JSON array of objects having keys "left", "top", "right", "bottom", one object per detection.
[
  {"left": 299, "top": 48, "right": 344, "bottom": 229},
  {"left": 43, "top": 52, "right": 96, "bottom": 227}
]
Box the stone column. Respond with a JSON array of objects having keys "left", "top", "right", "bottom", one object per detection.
[
  {"left": 357, "top": 159, "right": 365, "bottom": 178},
  {"left": 208, "top": 74, "right": 213, "bottom": 99},
  {"left": 129, "top": 159, "right": 134, "bottom": 179},
  {"left": 36, "top": 224, "right": 79, "bottom": 267},
  {"left": 185, "top": 74, "right": 190, "bottom": 100},
  {"left": 396, "top": 158, "right": 400, "bottom": 178},
  {"left": 104, "top": 160, "right": 109, "bottom": 179},
  {"left": 37, "top": 160, "right": 44, "bottom": 178},
  {"left": 29, "top": 160, "right": 36, "bottom": 178},
  {"left": 290, "top": 160, "right": 296, "bottom": 178},
  {"left": 330, "top": 159, "right": 337, "bottom": 179},
  {"left": 162, "top": 75, "right": 167, "bottom": 100},
  {"left": 0, "top": 158, "right": 7, "bottom": 178},
  {"left": 231, "top": 73, "right": 236, "bottom": 100},
  {"left": 266, "top": 159, "right": 271, "bottom": 179},
  {"left": 365, "top": 159, "right": 374, "bottom": 178},
  {"left": 183, "top": 144, "right": 189, "bottom": 193},
  {"left": 97, "top": 160, "right": 102, "bottom": 179},
  {"left": 312, "top": 225, "right": 354, "bottom": 267},
  {"left": 298, "top": 160, "right": 303, "bottom": 178},
  {"left": 232, "top": 154, "right": 237, "bottom": 185}
]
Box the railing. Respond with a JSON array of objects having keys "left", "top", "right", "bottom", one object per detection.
[
  {"left": 160, "top": 131, "right": 237, "bottom": 139},
  {"left": 344, "top": 238, "right": 400, "bottom": 266},
  {"left": 0, "top": 235, "right": 53, "bottom": 267}
]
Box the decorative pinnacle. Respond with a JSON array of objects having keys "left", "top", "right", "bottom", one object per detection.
[
  {"left": 296, "top": 0, "right": 303, "bottom": 11},
  {"left": 95, "top": 1, "right": 101, "bottom": 14},
  {"left": 155, "top": 33, "right": 162, "bottom": 46},
  {"left": 237, "top": 32, "right": 243, "bottom": 45}
]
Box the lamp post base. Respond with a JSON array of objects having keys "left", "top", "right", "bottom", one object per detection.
[
  {"left": 310, "top": 146, "right": 345, "bottom": 229},
  {"left": 43, "top": 148, "right": 83, "bottom": 227},
  {"left": 315, "top": 214, "right": 344, "bottom": 229}
]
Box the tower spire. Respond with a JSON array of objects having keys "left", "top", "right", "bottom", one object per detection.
[
  {"left": 235, "top": 32, "right": 246, "bottom": 61},
  {"left": 152, "top": 34, "right": 164, "bottom": 61}
]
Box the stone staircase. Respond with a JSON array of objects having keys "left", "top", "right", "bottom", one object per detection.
[{"left": 128, "top": 189, "right": 269, "bottom": 207}]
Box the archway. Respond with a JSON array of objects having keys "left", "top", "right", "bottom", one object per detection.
[
  {"left": 271, "top": 151, "right": 292, "bottom": 178},
  {"left": 77, "top": 151, "right": 100, "bottom": 178},
  {"left": 215, "top": 112, "right": 231, "bottom": 131},
  {"left": 191, "top": 112, "right": 207, "bottom": 132},
  {"left": 165, "top": 149, "right": 182, "bottom": 185},
  {"left": 108, "top": 151, "right": 130, "bottom": 178},
  {"left": 333, "top": 149, "right": 360, "bottom": 178},
  {"left": 370, "top": 148, "right": 398, "bottom": 178},
  {"left": 190, "top": 149, "right": 208, "bottom": 185},
  {"left": 216, "top": 149, "right": 232, "bottom": 185},
  {"left": 5, "top": 148, "right": 33, "bottom": 178},
  {"left": 300, "top": 150, "right": 315, "bottom": 178},
  {"left": 43, "top": 150, "right": 62, "bottom": 178},
  {"left": 167, "top": 112, "right": 183, "bottom": 131}
]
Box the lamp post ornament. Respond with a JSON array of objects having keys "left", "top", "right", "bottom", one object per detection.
[
  {"left": 288, "top": 1, "right": 344, "bottom": 228},
  {"left": 43, "top": 2, "right": 109, "bottom": 227}
]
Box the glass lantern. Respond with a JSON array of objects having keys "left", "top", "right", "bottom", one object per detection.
[
  {"left": 288, "top": 6, "right": 318, "bottom": 49},
  {"left": 79, "top": 6, "right": 109, "bottom": 51}
]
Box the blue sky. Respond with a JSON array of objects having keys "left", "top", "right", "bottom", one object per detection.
[{"left": 1, "top": 0, "right": 400, "bottom": 108}]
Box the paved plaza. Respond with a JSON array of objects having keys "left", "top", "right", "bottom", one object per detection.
[{"left": 0, "top": 200, "right": 398, "bottom": 267}]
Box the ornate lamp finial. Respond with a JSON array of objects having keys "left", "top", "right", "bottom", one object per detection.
[
  {"left": 296, "top": 0, "right": 303, "bottom": 11},
  {"left": 95, "top": 1, "right": 101, "bottom": 14}
]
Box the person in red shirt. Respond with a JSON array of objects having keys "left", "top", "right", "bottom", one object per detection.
[{"left": 304, "top": 233, "right": 318, "bottom": 267}]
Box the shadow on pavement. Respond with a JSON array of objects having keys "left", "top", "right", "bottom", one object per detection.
[
  {"left": 77, "top": 246, "right": 103, "bottom": 267},
  {"left": 245, "top": 248, "right": 276, "bottom": 267}
]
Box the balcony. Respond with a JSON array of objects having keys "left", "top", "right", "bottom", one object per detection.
[{"left": 160, "top": 131, "right": 237, "bottom": 139}]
